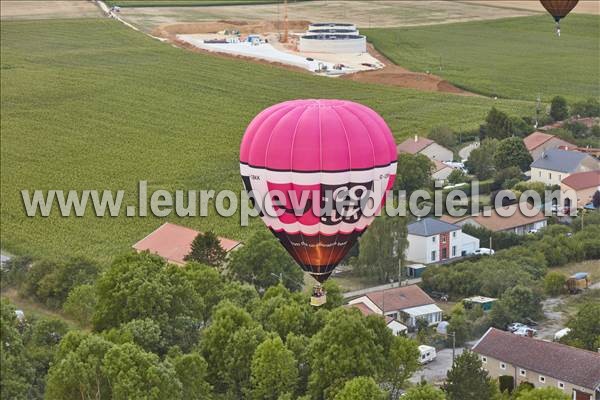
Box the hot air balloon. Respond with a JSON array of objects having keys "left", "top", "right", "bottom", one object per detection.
[
  {"left": 240, "top": 99, "right": 397, "bottom": 305},
  {"left": 540, "top": 0, "right": 579, "bottom": 36}
]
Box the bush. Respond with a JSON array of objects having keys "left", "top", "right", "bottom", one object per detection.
[
  {"left": 543, "top": 272, "right": 566, "bottom": 296},
  {"left": 550, "top": 96, "right": 569, "bottom": 121}
]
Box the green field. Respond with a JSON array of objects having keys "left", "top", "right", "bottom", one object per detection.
[
  {"left": 1, "top": 19, "right": 534, "bottom": 263},
  {"left": 364, "top": 14, "right": 600, "bottom": 102}
]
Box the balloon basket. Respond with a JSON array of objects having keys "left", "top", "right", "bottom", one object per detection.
[
  {"left": 310, "top": 293, "right": 327, "bottom": 307},
  {"left": 310, "top": 284, "right": 327, "bottom": 307}
]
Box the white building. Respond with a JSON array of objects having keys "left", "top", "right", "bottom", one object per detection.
[
  {"left": 530, "top": 148, "right": 600, "bottom": 186},
  {"left": 406, "top": 218, "right": 480, "bottom": 264},
  {"left": 348, "top": 285, "right": 443, "bottom": 328},
  {"left": 397, "top": 135, "right": 454, "bottom": 162}
]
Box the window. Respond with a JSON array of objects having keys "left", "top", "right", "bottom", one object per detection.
[
  {"left": 549, "top": 172, "right": 552, "bottom": 179},
  {"left": 432, "top": 236, "right": 436, "bottom": 243},
  {"left": 558, "top": 174, "right": 562, "bottom": 181},
  {"left": 431, "top": 251, "right": 436, "bottom": 261},
  {"left": 481, "top": 356, "right": 487, "bottom": 364},
  {"left": 539, "top": 376, "right": 545, "bottom": 384},
  {"left": 452, "top": 246, "right": 456, "bottom": 257},
  {"left": 452, "top": 231, "right": 457, "bottom": 238},
  {"left": 519, "top": 369, "right": 526, "bottom": 377},
  {"left": 557, "top": 382, "right": 564, "bottom": 390},
  {"left": 500, "top": 362, "right": 506, "bottom": 370}
]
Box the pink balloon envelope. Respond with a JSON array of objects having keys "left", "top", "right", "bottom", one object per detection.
[{"left": 240, "top": 99, "right": 397, "bottom": 283}]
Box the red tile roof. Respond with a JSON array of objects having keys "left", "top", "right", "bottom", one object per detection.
[
  {"left": 347, "top": 303, "right": 395, "bottom": 324},
  {"left": 473, "top": 328, "right": 600, "bottom": 390},
  {"left": 132, "top": 223, "right": 241, "bottom": 265},
  {"left": 365, "top": 285, "right": 435, "bottom": 313},
  {"left": 433, "top": 159, "right": 450, "bottom": 173},
  {"left": 523, "top": 131, "right": 554, "bottom": 151},
  {"left": 561, "top": 170, "right": 600, "bottom": 191},
  {"left": 397, "top": 136, "right": 434, "bottom": 155},
  {"left": 441, "top": 203, "right": 547, "bottom": 232}
]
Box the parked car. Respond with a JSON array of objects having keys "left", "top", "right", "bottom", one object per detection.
[
  {"left": 554, "top": 328, "right": 571, "bottom": 341},
  {"left": 418, "top": 345, "right": 437, "bottom": 364},
  {"left": 513, "top": 327, "right": 537, "bottom": 337},
  {"left": 507, "top": 322, "right": 527, "bottom": 332},
  {"left": 474, "top": 248, "right": 495, "bottom": 256}
]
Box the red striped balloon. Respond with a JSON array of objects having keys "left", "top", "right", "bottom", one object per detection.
[{"left": 240, "top": 99, "right": 397, "bottom": 283}]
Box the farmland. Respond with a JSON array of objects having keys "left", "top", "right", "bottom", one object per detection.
[
  {"left": 1, "top": 18, "right": 534, "bottom": 263},
  {"left": 105, "top": 0, "right": 289, "bottom": 7},
  {"left": 364, "top": 14, "right": 600, "bottom": 102}
]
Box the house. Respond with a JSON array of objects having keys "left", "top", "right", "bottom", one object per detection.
[
  {"left": 432, "top": 160, "right": 455, "bottom": 181},
  {"left": 473, "top": 328, "right": 600, "bottom": 400},
  {"left": 132, "top": 222, "right": 242, "bottom": 265},
  {"left": 463, "top": 296, "right": 497, "bottom": 312},
  {"left": 560, "top": 170, "right": 600, "bottom": 209},
  {"left": 523, "top": 131, "right": 574, "bottom": 161},
  {"left": 441, "top": 203, "right": 547, "bottom": 235},
  {"left": 530, "top": 149, "right": 600, "bottom": 186},
  {"left": 348, "top": 285, "right": 443, "bottom": 328},
  {"left": 406, "top": 218, "right": 480, "bottom": 264},
  {"left": 397, "top": 135, "right": 453, "bottom": 162},
  {"left": 347, "top": 303, "right": 408, "bottom": 336}
]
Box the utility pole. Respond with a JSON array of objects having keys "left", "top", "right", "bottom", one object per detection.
[
  {"left": 451, "top": 331, "right": 456, "bottom": 362},
  {"left": 282, "top": 0, "right": 288, "bottom": 43}
]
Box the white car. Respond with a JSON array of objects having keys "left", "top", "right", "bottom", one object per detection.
[
  {"left": 507, "top": 322, "right": 527, "bottom": 332},
  {"left": 513, "top": 327, "right": 537, "bottom": 337},
  {"left": 474, "top": 248, "right": 495, "bottom": 256}
]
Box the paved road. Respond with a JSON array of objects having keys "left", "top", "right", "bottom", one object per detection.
[
  {"left": 409, "top": 347, "right": 465, "bottom": 385},
  {"left": 458, "top": 141, "right": 480, "bottom": 161}
]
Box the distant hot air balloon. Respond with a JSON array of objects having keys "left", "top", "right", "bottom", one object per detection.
[
  {"left": 240, "top": 99, "right": 397, "bottom": 305},
  {"left": 540, "top": 0, "right": 579, "bottom": 36}
]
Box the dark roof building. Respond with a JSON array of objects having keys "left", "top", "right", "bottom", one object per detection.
[
  {"left": 530, "top": 149, "right": 598, "bottom": 174},
  {"left": 407, "top": 218, "right": 460, "bottom": 237},
  {"left": 473, "top": 328, "right": 600, "bottom": 399}
]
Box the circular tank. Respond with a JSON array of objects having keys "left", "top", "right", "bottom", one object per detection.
[{"left": 299, "top": 33, "right": 366, "bottom": 53}]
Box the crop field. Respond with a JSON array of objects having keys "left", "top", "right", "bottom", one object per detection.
[
  {"left": 1, "top": 19, "right": 534, "bottom": 263},
  {"left": 105, "top": 0, "right": 288, "bottom": 7},
  {"left": 364, "top": 14, "right": 600, "bottom": 102}
]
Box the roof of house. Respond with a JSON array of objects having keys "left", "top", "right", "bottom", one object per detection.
[
  {"left": 473, "top": 328, "right": 600, "bottom": 390},
  {"left": 365, "top": 285, "right": 436, "bottom": 313},
  {"left": 408, "top": 217, "right": 460, "bottom": 237},
  {"left": 347, "top": 303, "right": 394, "bottom": 324},
  {"left": 397, "top": 136, "right": 434, "bottom": 154},
  {"left": 530, "top": 148, "right": 592, "bottom": 173},
  {"left": 432, "top": 160, "right": 452, "bottom": 173},
  {"left": 561, "top": 170, "right": 600, "bottom": 191},
  {"left": 523, "top": 131, "right": 555, "bottom": 151},
  {"left": 440, "top": 203, "right": 547, "bottom": 232},
  {"left": 132, "top": 222, "right": 241, "bottom": 264}
]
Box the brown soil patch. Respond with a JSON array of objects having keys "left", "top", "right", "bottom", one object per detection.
[
  {"left": 1, "top": 0, "right": 101, "bottom": 20},
  {"left": 155, "top": 21, "right": 475, "bottom": 96},
  {"left": 341, "top": 44, "right": 474, "bottom": 96},
  {"left": 152, "top": 19, "right": 309, "bottom": 39}
]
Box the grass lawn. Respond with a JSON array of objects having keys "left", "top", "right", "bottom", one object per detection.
[
  {"left": 1, "top": 18, "right": 534, "bottom": 263},
  {"left": 364, "top": 14, "right": 600, "bottom": 102},
  {"left": 549, "top": 259, "right": 600, "bottom": 283},
  {"left": 105, "top": 0, "right": 291, "bottom": 6}
]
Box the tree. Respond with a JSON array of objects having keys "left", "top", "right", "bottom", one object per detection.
[
  {"left": 481, "top": 107, "right": 513, "bottom": 139},
  {"left": 447, "top": 304, "right": 471, "bottom": 346},
  {"left": 465, "top": 139, "right": 499, "bottom": 180},
  {"left": 184, "top": 231, "right": 226, "bottom": 267},
  {"left": 571, "top": 97, "right": 600, "bottom": 117},
  {"left": 45, "top": 332, "right": 113, "bottom": 400},
  {"left": 404, "top": 383, "right": 446, "bottom": 400},
  {"left": 168, "top": 350, "right": 213, "bottom": 400},
  {"left": 428, "top": 126, "right": 457, "bottom": 148},
  {"left": 494, "top": 137, "right": 532, "bottom": 172},
  {"left": 543, "top": 272, "right": 566, "bottom": 296},
  {"left": 102, "top": 343, "right": 182, "bottom": 399},
  {"left": 447, "top": 169, "right": 468, "bottom": 185},
  {"left": 563, "top": 303, "right": 600, "bottom": 351},
  {"left": 227, "top": 231, "right": 303, "bottom": 291},
  {"left": 443, "top": 351, "right": 497, "bottom": 400},
  {"left": 201, "top": 301, "right": 266, "bottom": 397},
  {"left": 550, "top": 96, "right": 569, "bottom": 121},
  {"left": 62, "top": 283, "right": 96, "bottom": 326},
  {"left": 93, "top": 252, "right": 203, "bottom": 351},
  {"left": 308, "top": 308, "right": 385, "bottom": 399},
  {"left": 516, "top": 387, "right": 569, "bottom": 400},
  {"left": 333, "top": 377, "right": 386, "bottom": 400},
  {"left": 386, "top": 335, "right": 421, "bottom": 396},
  {"left": 494, "top": 166, "right": 522, "bottom": 189},
  {"left": 1, "top": 299, "right": 34, "bottom": 400},
  {"left": 394, "top": 153, "right": 434, "bottom": 193},
  {"left": 353, "top": 214, "right": 408, "bottom": 283},
  {"left": 490, "top": 285, "right": 542, "bottom": 328},
  {"left": 593, "top": 190, "right": 600, "bottom": 208},
  {"left": 250, "top": 336, "right": 298, "bottom": 400}
]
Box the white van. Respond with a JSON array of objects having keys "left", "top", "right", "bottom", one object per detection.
[{"left": 418, "top": 345, "right": 437, "bottom": 364}]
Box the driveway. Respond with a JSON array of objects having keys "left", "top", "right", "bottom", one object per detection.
[
  {"left": 458, "top": 141, "right": 479, "bottom": 161},
  {"left": 409, "top": 347, "right": 465, "bottom": 385}
]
